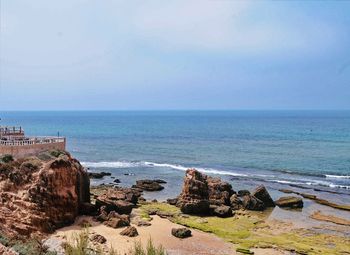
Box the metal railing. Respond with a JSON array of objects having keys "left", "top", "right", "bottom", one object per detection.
[{"left": 0, "top": 136, "right": 65, "bottom": 146}]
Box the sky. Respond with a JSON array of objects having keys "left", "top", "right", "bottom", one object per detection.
[{"left": 0, "top": 0, "right": 350, "bottom": 110}]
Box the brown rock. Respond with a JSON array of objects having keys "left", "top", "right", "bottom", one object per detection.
[
  {"left": 275, "top": 196, "right": 303, "bottom": 209},
  {"left": 0, "top": 152, "right": 90, "bottom": 237},
  {"left": 251, "top": 185, "right": 275, "bottom": 207},
  {"left": 230, "top": 194, "right": 243, "bottom": 210},
  {"left": 120, "top": 226, "right": 138, "bottom": 237},
  {"left": 242, "top": 195, "right": 266, "bottom": 211},
  {"left": 90, "top": 234, "right": 107, "bottom": 244},
  {"left": 133, "top": 180, "right": 164, "bottom": 191},
  {"left": 207, "top": 176, "right": 234, "bottom": 206},
  {"left": 213, "top": 205, "right": 233, "bottom": 218},
  {"left": 171, "top": 228, "right": 192, "bottom": 238}
]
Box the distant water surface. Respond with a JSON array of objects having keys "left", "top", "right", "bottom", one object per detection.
[{"left": 1, "top": 111, "right": 349, "bottom": 201}]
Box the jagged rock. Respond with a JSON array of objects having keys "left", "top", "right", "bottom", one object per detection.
[
  {"left": 176, "top": 169, "right": 210, "bottom": 214},
  {"left": 95, "top": 198, "right": 134, "bottom": 215},
  {"left": 230, "top": 194, "right": 243, "bottom": 210},
  {"left": 104, "top": 217, "right": 129, "bottom": 228},
  {"left": 213, "top": 205, "right": 233, "bottom": 218},
  {"left": 0, "top": 151, "right": 90, "bottom": 237},
  {"left": 275, "top": 196, "right": 303, "bottom": 209},
  {"left": 251, "top": 185, "right": 275, "bottom": 207},
  {"left": 238, "top": 190, "right": 250, "bottom": 197},
  {"left": 90, "top": 234, "right": 107, "bottom": 244},
  {"left": 171, "top": 228, "right": 192, "bottom": 238},
  {"left": 113, "top": 179, "right": 121, "bottom": 183},
  {"left": 120, "top": 226, "right": 138, "bottom": 237},
  {"left": 133, "top": 180, "right": 164, "bottom": 191},
  {"left": 242, "top": 195, "right": 266, "bottom": 211},
  {"left": 167, "top": 198, "right": 178, "bottom": 205},
  {"left": 207, "top": 176, "right": 234, "bottom": 206}
]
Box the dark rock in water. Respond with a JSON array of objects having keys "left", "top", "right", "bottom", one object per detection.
[
  {"left": 207, "top": 176, "right": 235, "bottom": 206},
  {"left": 90, "top": 234, "right": 107, "bottom": 244},
  {"left": 278, "top": 189, "right": 294, "bottom": 194},
  {"left": 300, "top": 193, "right": 317, "bottom": 200},
  {"left": 242, "top": 195, "right": 265, "bottom": 211},
  {"left": 88, "top": 172, "right": 111, "bottom": 179},
  {"left": 113, "top": 179, "right": 121, "bottom": 183},
  {"left": 120, "top": 226, "right": 138, "bottom": 237},
  {"left": 230, "top": 194, "right": 243, "bottom": 210},
  {"left": 238, "top": 190, "right": 250, "bottom": 197},
  {"left": 124, "top": 173, "right": 135, "bottom": 176},
  {"left": 154, "top": 179, "right": 167, "bottom": 184},
  {"left": 171, "top": 228, "right": 192, "bottom": 238},
  {"left": 167, "top": 198, "right": 178, "bottom": 205},
  {"left": 275, "top": 196, "right": 303, "bottom": 209},
  {"left": 251, "top": 185, "right": 275, "bottom": 207},
  {"left": 213, "top": 205, "right": 233, "bottom": 218},
  {"left": 133, "top": 180, "right": 164, "bottom": 191}
]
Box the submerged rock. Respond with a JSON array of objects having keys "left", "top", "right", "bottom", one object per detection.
[
  {"left": 88, "top": 172, "right": 111, "bottom": 179},
  {"left": 171, "top": 228, "right": 192, "bottom": 238},
  {"left": 167, "top": 198, "right": 178, "bottom": 205},
  {"left": 133, "top": 179, "right": 165, "bottom": 191},
  {"left": 275, "top": 196, "right": 303, "bottom": 209}
]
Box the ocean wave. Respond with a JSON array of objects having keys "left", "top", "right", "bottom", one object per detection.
[
  {"left": 271, "top": 179, "right": 350, "bottom": 190},
  {"left": 81, "top": 161, "right": 140, "bottom": 168},
  {"left": 325, "top": 174, "right": 350, "bottom": 179}
]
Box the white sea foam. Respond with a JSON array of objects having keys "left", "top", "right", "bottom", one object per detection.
[
  {"left": 81, "top": 161, "right": 140, "bottom": 168},
  {"left": 325, "top": 174, "right": 350, "bottom": 179},
  {"left": 82, "top": 160, "right": 248, "bottom": 177}
]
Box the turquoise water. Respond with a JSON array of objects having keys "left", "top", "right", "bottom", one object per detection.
[{"left": 1, "top": 111, "right": 350, "bottom": 199}]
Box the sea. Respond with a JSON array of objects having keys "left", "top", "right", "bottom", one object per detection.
[{"left": 1, "top": 110, "right": 350, "bottom": 203}]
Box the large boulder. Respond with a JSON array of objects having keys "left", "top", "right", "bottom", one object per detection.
[
  {"left": 213, "top": 205, "right": 233, "bottom": 218},
  {"left": 230, "top": 194, "right": 243, "bottom": 210},
  {"left": 251, "top": 185, "right": 275, "bottom": 207},
  {"left": 207, "top": 176, "right": 234, "bottom": 206},
  {"left": 275, "top": 196, "right": 303, "bottom": 209},
  {"left": 0, "top": 151, "right": 90, "bottom": 237},
  {"left": 176, "top": 169, "right": 210, "bottom": 214},
  {"left": 242, "top": 195, "right": 266, "bottom": 211}
]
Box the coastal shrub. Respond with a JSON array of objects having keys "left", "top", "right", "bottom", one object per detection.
[
  {"left": 49, "top": 150, "right": 67, "bottom": 158},
  {"left": 7, "top": 238, "right": 55, "bottom": 255},
  {"left": 1, "top": 154, "right": 14, "bottom": 163}
]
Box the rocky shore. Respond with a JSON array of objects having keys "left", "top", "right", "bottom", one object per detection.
[{"left": 1, "top": 151, "right": 349, "bottom": 255}]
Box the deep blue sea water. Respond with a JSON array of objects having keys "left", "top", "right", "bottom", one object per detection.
[{"left": 1, "top": 111, "right": 350, "bottom": 201}]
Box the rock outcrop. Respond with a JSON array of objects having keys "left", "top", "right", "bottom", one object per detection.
[
  {"left": 171, "top": 228, "right": 192, "bottom": 238},
  {"left": 0, "top": 150, "right": 90, "bottom": 237},
  {"left": 120, "top": 226, "right": 138, "bottom": 237},
  {"left": 176, "top": 169, "right": 275, "bottom": 215}
]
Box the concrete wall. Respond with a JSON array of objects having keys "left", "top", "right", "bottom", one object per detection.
[{"left": 0, "top": 141, "right": 66, "bottom": 158}]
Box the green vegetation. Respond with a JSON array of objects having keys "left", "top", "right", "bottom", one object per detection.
[
  {"left": 64, "top": 228, "right": 165, "bottom": 255},
  {"left": 139, "top": 202, "right": 350, "bottom": 255},
  {"left": 1, "top": 154, "right": 14, "bottom": 163},
  {"left": 128, "top": 239, "right": 165, "bottom": 255},
  {"left": 0, "top": 232, "right": 55, "bottom": 255}
]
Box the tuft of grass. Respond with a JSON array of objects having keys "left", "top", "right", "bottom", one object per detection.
[{"left": 128, "top": 239, "right": 166, "bottom": 255}]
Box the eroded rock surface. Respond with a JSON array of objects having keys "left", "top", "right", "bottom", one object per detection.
[{"left": 0, "top": 150, "right": 90, "bottom": 237}]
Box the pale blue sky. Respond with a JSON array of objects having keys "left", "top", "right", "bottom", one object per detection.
[{"left": 0, "top": 0, "right": 349, "bottom": 110}]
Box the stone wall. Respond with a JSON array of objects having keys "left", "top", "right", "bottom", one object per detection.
[{"left": 0, "top": 140, "right": 66, "bottom": 158}]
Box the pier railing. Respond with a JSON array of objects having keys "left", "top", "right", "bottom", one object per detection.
[
  {"left": 0, "top": 126, "right": 24, "bottom": 136},
  {"left": 0, "top": 137, "right": 66, "bottom": 146}
]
